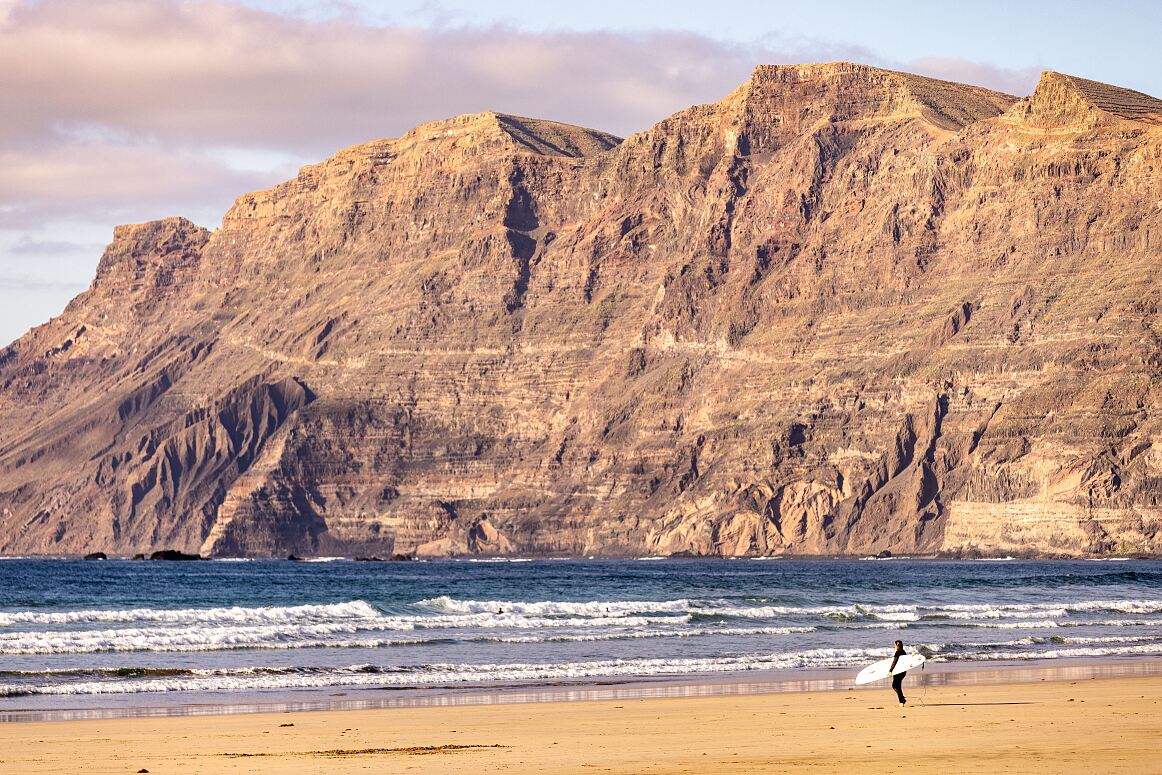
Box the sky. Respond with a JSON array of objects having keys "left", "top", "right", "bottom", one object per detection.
[{"left": 1, "top": 0, "right": 1159, "bottom": 346}]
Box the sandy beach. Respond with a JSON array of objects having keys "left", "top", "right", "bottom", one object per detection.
[{"left": 2, "top": 672, "right": 1158, "bottom": 774}]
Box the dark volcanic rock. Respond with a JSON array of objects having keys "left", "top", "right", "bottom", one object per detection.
[
  {"left": 1, "top": 63, "right": 1162, "bottom": 558},
  {"left": 149, "top": 550, "right": 203, "bottom": 561},
  {"left": 83, "top": 552, "right": 107, "bottom": 560}
]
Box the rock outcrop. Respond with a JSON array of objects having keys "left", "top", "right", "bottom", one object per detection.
[{"left": 1, "top": 63, "right": 1161, "bottom": 558}]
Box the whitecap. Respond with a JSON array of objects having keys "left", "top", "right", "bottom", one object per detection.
[{"left": 0, "top": 600, "right": 382, "bottom": 628}]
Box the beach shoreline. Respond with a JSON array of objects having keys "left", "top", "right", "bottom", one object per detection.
[
  {"left": 4, "top": 656, "right": 1161, "bottom": 724},
  {"left": 1, "top": 668, "right": 1158, "bottom": 774}
]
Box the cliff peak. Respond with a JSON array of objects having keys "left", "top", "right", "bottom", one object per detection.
[
  {"left": 82, "top": 216, "right": 212, "bottom": 319},
  {"left": 1008, "top": 71, "right": 1162, "bottom": 128},
  {"left": 741, "top": 62, "right": 1016, "bottom": 132},
  {"left": 399, "top": 111, "right": 622, "bottom": 158},
  {"left": 96, "top": 217, "right": 210, "bottom": 278},
  {"left": 221, "top": 111, "right": 621, "bottom": 230}
]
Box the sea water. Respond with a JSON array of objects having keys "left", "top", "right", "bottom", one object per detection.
[{"left": 1, "top": 558, "right": 1159, "bottom": 716}]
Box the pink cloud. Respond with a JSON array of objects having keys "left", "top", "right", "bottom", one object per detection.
[
  {"left": 2, "top": 2, "right": 1039, "bottom": 156},
  {"left": 906, "top": 56, "right": 1041, "bottom": 98},
  {"left": 0, "top": 0, "right": 1045, "bottom": 346},
  {"left": 0, "top": 142, "right": 280, "bottom": 228},
  {"left": 1, "top": 1, "right": 1044, "bottom": 228}
]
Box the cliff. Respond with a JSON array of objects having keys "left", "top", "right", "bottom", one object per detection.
[{"left": 2, "top": 63, "right": 1161, "bottom": 558}]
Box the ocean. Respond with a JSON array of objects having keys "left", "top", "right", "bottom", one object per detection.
[{"left": 1, "top": 557, "right": 1160, "bottom": 719}]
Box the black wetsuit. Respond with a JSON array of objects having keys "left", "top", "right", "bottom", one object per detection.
[{"left": 889, "top": 646, "right": 907, "bottom": 704}]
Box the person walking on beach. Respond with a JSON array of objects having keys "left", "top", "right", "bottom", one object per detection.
[{"left": 888, "top": 640, "right": 908, "bottom": 706}]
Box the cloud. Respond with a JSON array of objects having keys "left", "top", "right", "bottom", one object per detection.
[
  {"left": 1, "top": 4, "right": 760, "bottom": 155},
  {"left": 0, "top": 142, "right": 287, "bottom": 229},
  {"left": 0, "top": 275, "right": 87, "bottom": 292},
  {"left": 0, "top": 2, "right": 763, "bottom": 232},
  {"left": 906, "top": 57, "right": 1041, "bottom": 98},
  {"left": 2, "top": 2, "right": 1036, "bottom": 153},
  {"left": 0, "top": 0, "right": 1043, "bottom": 346},
  {"left": 8, "top": 236, "right": 103, "bottom": 256},
  {"left": 0, "top": 1, "right": 1039, "bottom": 226},
  {"left": 0, "top": 8, "right": 675, "bottom": 238}
]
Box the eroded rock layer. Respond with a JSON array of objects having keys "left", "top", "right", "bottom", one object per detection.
[{"left": 2, "top": 63, "right": 1161, "bottom": 557}]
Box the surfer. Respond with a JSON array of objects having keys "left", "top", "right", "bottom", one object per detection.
[{"left": 888, "top": 640, "right": 908, "bottom": 705}]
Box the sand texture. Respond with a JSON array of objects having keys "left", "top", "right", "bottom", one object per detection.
[{"left": 2, "top": 675, "right": 1159, "bottom": 774}]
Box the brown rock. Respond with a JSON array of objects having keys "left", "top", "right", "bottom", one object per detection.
[{"left": 1, "top": 63, "right": 1161, "bottom": 558}]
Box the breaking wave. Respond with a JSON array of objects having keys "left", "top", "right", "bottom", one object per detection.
[
  {"left": 0, "top": 647, "right": 889, "bottom": 697},
  {"left": 0, "top": 601, "right": 382, "bottom": 628}
]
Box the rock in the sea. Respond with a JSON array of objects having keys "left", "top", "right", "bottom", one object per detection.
[
  {"left": 149, "top": 550, "right": 203, "bottom": 561},
  {"left": 83, "top": 552, "right": 107, "bottom": 560},
  {"left": 1, "top": 63, "right": 1162, "bottom": 558}
]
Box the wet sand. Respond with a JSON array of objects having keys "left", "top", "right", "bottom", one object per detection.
[{"left": 2, "top": 672, "right": 1159, "bottom": 774}]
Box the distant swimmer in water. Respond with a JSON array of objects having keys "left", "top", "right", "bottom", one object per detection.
[{"left": 888, "top": 640, "right": 908, "bottom": 706}]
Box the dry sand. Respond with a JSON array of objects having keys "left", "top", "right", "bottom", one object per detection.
[{"left": 1, "top": 675, "right": 1159, "bottom": 774}]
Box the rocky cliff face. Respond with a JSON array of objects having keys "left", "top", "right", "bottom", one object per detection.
[{"left": 2, "top": 63, "right": 1161, "bottom": 558}]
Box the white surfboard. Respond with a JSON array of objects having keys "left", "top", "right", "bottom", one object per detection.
[{"left": 855, "top": 653, "right": 926, "bottom": 685}]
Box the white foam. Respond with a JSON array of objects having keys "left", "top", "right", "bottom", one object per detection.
[
  {"left": 1049, "top": 634, "right": 1162, "bottom": 645},
  {"left": 963, "top": 618, "right": 1157, "bottom": 630},
  {"left": 963, "top": 620, "right": 1063, "bottom": 630},
  {"left": 920, "top": 599, "right": 1162, "bottom": 621},
  {"left": 0, "top": 622, "right": 427, "bottom": 655},
  {"left": 0, "top": 621, "right": 821, "bottom": 656},
  {"left": 488, "top": 625, "right": 817, "bottom": 644},
  {"left": 419, "top": 596, "right": 691, "bottom": 618},
  {"left": 966, "top": 643, "right": 1162, "bottom": 661},
  {"left": 1064, "top": 599, "right": 1162, "bottom": 615},
  {"left": 0, "top": 646, "right": 893, "bottom": 697},
  {"left": 927, "top": 633, "right": 1157, "bottom": 652},
  {"left": 937, "top": 607, "right": 1069, "bottom": 620},
  {"left": 0, "top": 600, "right": 381, "bottom": 627},
  {"left": 417, "top": 596, "right": 1162, "bottom": 625},
  {"left": 689, "top": 603, "right": 921, "bottom": 622},
  {"left": 859, "top": 623, "right": 909, "bottom": 630},
  {"left": 0, "top": 612, "right": 710, "bottom": 655},
  {"left": 424, "top": 613, "right": 691, "bottom": 630},
  {"left": 464, "top": 558, "right": 534, "bottom": 563}
]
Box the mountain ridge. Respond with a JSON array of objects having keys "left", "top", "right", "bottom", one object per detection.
[{"left": 1, "top": 63, "right": 1160, "bottom": 558}]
